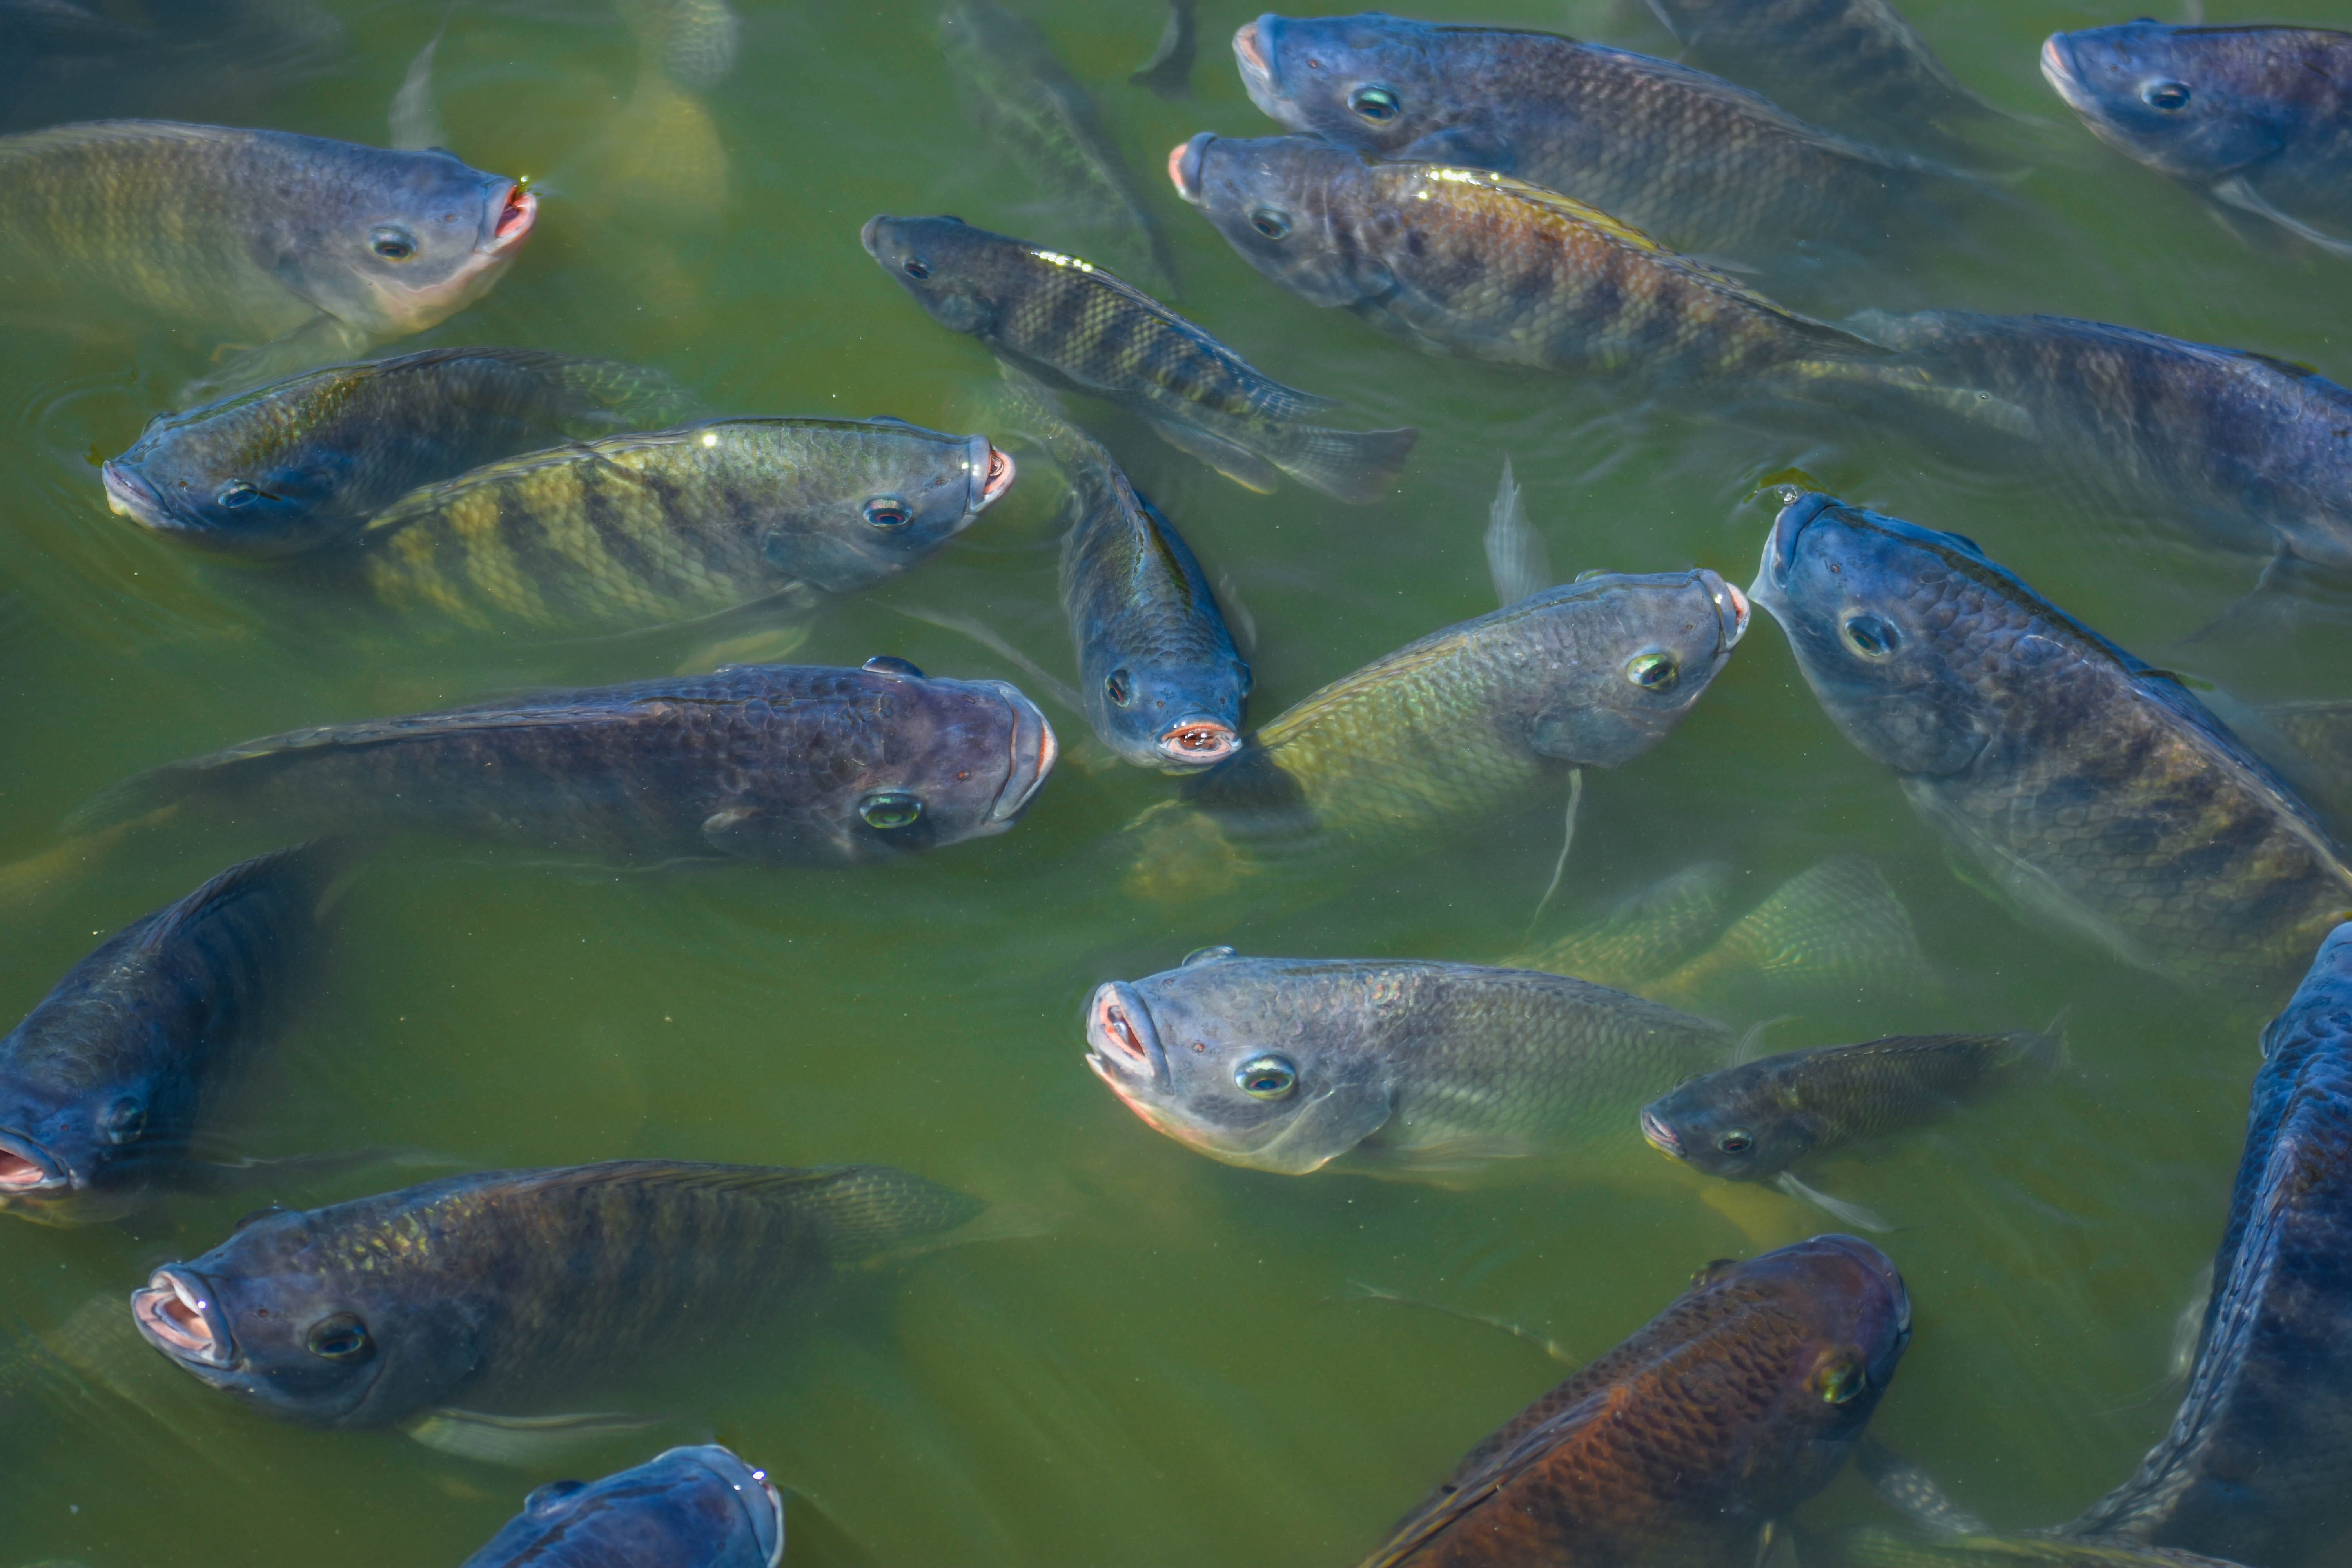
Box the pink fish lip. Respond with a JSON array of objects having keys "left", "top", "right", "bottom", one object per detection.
[
  {"left": 1234, "top": 20, "right": 1266, "bottom": 75},
  {"left": 99, "top": 459, "right": 165, "bottom": 527},
  {"left": 131, "top": 1267, "right": 234, "bottom": 1369},
  {"left": 2038, "top": 33, "right": 2085, "bottom": 101},
  {"left": 1157, "top": 720, "right": 1238, "bottom": 766},
  {"left": 1084, "top": 984, "right": 1167, "bottom": 1085},
  {"left": 1169, "top": 132, "right": 1215, "bottom": 204},
  {"left": 0, "top": 1131, "right": 67, "bottom": 1193},
  {"left": 980, "top": 444, "right": 1016, "bottom": 510},
  {"left": 489, "top": 182, "right": 537, "bottom": 251},
  {"left": 1639, "top": 1108, "right": 1683, "bottom": 1160},
  {"left": 989, "top": 690, "right": 1058, "bottom": 822},
  {"left": 1720, "top": 578, "right": 1751, "bottom": 642}
]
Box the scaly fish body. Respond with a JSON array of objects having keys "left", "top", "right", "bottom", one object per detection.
[
  {"left": 1172, "top": 135, "right": 1885, "bottom": 391},
  {"left": 102, "top": 347, "right": 693, "bottom": 557},
  {"left": 1084, "top": 953, "right": 1734, "bottom": 1177},
  {"left": 1355, "top": 1235, "right": 1910, "bottom": 1566},
  {"left": 130, "top": 1161, "right": 983, "bottom": 1428},
  {"left": 2066, "top": 923, "right": 2352, "bottom": 1564},
  {"left": 940, "top": 0, "right": 1177, "bottom": 296},
  {"left": 0, "top": 846, "right": 327, "bottom": 1224},
  {"left": 1230, "top": 12, "right": 1963, "bottom": 269},
  {"left": 1641, "top": 1030, "right": 2060, "bottom": 1181},
  {"left": 1751, "top": 493, "right": 2352, "bottom": 996},
  {"left": 861, "top": 214, "right": 1416, "bottom": 502},
  {"left": 0, "top": 120, "right": 534, "bottom": 342},
  {"left": 461, "top": 1445, "right": 784, "bottom": 1568},
  {"left": 350, "top": 417, "right": 1012, "bottom": 635},
  {"left": 78, "top": 661, "right": 1057, "bottom": 867},
  {"left": 1843, "top": 1530, "right": 2250, "bottom": 1566}
]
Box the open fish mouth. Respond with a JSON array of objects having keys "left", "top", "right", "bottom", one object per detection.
[
  {"left": 1231, "top": 17, "right": 1276, "bottom": 94},
  {"left": 488, "top": 182, "right": 538, "bottom": 251},
  {"left": 1638, "top": 1108, "right": 1684, "bottom": 1160},
  {"left": 0, "top": 1131, "right": 67, "bottom": 1193},
  {"left": 1083, "top": 983, "right": 1169, "bottom": 1089},
  {"left": 1169, "top": 132, "right": 1215, "bottom": 204},
  {"left": 131, "top": 1266, "right": 234, "bottom": 1370},
  {"left": 2037, "top": 34, "right": 2091, "bottom": 109},
  {"left": 971, "top": 439, "right": 1017, "bottom": 513},
  {"left": 988, "top": 686, "right": 1058, "bottom": 822},
  {"left": 1156, "top": 719, "right": 1238, "bottom": 766},
  {"left": 1708, "top": 573, "right": 1751, "bottom": 651}
]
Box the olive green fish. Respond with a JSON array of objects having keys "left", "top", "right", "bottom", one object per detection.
[
  {"left": 862, "top": 214, "right": 1415, "bottom": 502},
  {"left": 347, "top": 416, "right": 1014, "bottom": 635},
  {"left": 940, "top": 0, "right": 1178, "bottom": 296},
  {"left": 1840, "top": 1530, "right": 2251, "bottom": 1566}
]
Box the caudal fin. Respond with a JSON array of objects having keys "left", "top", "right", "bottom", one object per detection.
[
  {"left": 1661, "top": 855, "right": 1934, "bottom": 1008},
  {"left": 1277, "top": 423, "right": 1419, "bottom": 505}
]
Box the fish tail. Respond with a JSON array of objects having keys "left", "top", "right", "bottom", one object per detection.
[
  {"left": 1277, "top": 423, "right": 1419, "bottom": 505},
  {"left": 1665, "top": 855, "right": 1933, "bottom": 1005},
  {"left": 799, "top": 1165, "right": 990, "bottom": 1261}
]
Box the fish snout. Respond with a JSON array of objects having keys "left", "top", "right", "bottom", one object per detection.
[
  {"left": 1170, "top": 133, "right": 1216, "bottom": 204},
  {"left": 0, "top": 1130, "right": 67, "bottom": 1194},
  {"left": 1233, "top": 17, "right": 1274, "bottom": 87},
  {"left": 971, "top": 439, "right": 1016, "bottom": 513},
  {"left": 1156, "top": 719, "right": 1238, "bottom": 766},
  {"left": 2038, "top": 33, "right": 2086, "bottom": 102},
  {"left": 859, "top": 214, "right": 886, "bottom": 256},
  {"left": 1760, "top": 490, "right": 1841, "bottom": 590},
  {"left": 1638, "top": 1107, "right": 1684, "bottom": 1160},
  {"left": 1701, "top": 570, "right": 1751, "bottom": 652},
  {"left": 1083, "top": 982, "right": 1168, "bottom": 1087},
  {"left": 1805, "top": 1232, "right": 1913, "bottom": 1339},
  {"left": 100, "top": 459, "right": 166, "bottom": 528},
  {"left": 131, "top": 1266, "right": 234, "bottom": 1369},
  {"left": 488, "top": 182, "right": 537, "bottom": 251},
  {"left": 985, "top": 684, "right": 1058, "bottom": 822}
]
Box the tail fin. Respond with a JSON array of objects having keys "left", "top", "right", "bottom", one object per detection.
[
  {"left": 1661, "top": 856, "right": 1933, "bottom": 1007},
  {"left": 1277, "top": 423, "right": 1419, "bottom": 505},
  {"left": 1506, "top": 861, "right": 1733, "bottom": 991}
]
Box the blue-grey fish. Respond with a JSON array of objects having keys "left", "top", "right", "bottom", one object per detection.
[
  {"left": 1750, "top": 492, "right": 2352, "bottom": 997},
  {"left": 2043, "top": 23, "right": 2352, "bottom": 256},
  {"left": 1084, "top": 951, "right": 1733, "bottom": 1177},
  {"left": 2064, "top": 921, "right": 2352, "bottom": 1564},
  {"left": 78, "top": 660, "right": 1056, "bottom": 867},
  {"left": 1841, "top": 1530, "right": 2252, "bottom": 1565},
  {"left": 0, "top": 846, "right": 329, "bottom": 1225},
  {"left": 132, "top": 1161, "right": 982, "bottom": 1430},
  {"left": 460, "top": 1445, "right": 784, "bottom": 1568}
]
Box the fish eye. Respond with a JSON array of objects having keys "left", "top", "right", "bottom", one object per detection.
[
  {"left": 1348, "top": 85, "right": 1401, "bottom": 121},
  {"left": 903, "top": 258, "right": 932, "bottom": 279},
  {"left": 1715, "top": 1128, "right": 1753, "bottom": 1154},
  {"left": 1234, "top": 1053, "right": 1298, "bottom": 1099},
  {"left": 1812, "top": 1354, "right": 1867, "bottom": 1405},
  {"left": 102, "top": 1096, "right": 145, "bottom": 1145},
  {"left": 858, "top": 790, "right": 924, "bottom": 829},
  {"left": 1841, "top": 613, "right": 1900, "bottom": 658},
  {"left": 863, "top": 495, "right": 911, "bottom": 529},
  {"left": 305, "top": 1313, "right": 372, "bottom": 1362},
  {"left": 2141, "top": 79, "right": 2192, "bottom": 111},
  {"left": 369, "top": 225, "right": 417, "bottom": 261},
  {"left": 1249, "top": 208, "right": 1292, "bottom": 241},
  {"left": 1624, "top": 651, "right": 1679, "bottom": 691},
  {"left": 1106, "top": 669, "right": 1133, "bottom": 706},
  {"left": 217, "top": 480, "right": 258, "bottom": 509}
]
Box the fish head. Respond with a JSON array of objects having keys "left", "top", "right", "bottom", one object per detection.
[
  {"left": 482, "top": 1446, "right": 787, "bottom": 1568},
  {"left": 0, "top": 1074, "right": 157, "bottom": 1224},
  {"left": 861, "top": 215, "right": 1013, "bottom": 337},
  {"left": 824, "top": 662, "right": 1057, "bottom": 858},
  {"left": 100, "top": 390, "right": 355, "bottom": 557},
  {"left": 2041, "top": 24, "right": 2288, "bottom": 182},
  {"left": 1083, "top": 955, "right": 1393, "bottom": 1175},
  {"left": 1640, "top": 1065, "right": 1816, "bottom": 1181},
  {"left": 1506, "top": 568, "right": 1750, "bottom": 768},
  {"left": 1232, "top": 13, "right": 1449, "bottom": 155},
  {"left": 1170, "top": 133, "right": 1370, "bottom": 308},
  {"left": 748, "top": 421, "right": 1011, "bottom": 592},
  {"left": 1750, "top": 492, "right": 2015, "bottom": 779},
  {"left": 276, "top": 145, "right": 536, "bottom": 337},
  {"left": 1090, "top": 648, "right": 1251, "bottom": 773},
  {"left": 129, "top": 1206, "right": 475, "bottom": 1427}
]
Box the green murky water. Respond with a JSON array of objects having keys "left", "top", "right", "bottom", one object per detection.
[{"left": 2, "top": 0, "right": 2349, "bottom": 1561}]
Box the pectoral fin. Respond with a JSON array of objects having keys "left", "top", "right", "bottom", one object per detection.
[
  {"left": 1139, "top": 413, "right": 1283, "bottom": 494},
  {"left": 1484, "top": 456, "right": 1552, "bottom": 608},
  {"left": 1245, "top": 1083, "right": 1393, "bottom": 1174},
  {"left": 1399, "top": 123, "right": 1511, "bottom": 172},
  {"left": 1773, "top": 1171, "right": 1893, "bottom": 1232},
  {"left": 2211, "top": 176, "right": 2352, "bottom": 258},
  {"left": 403, "top": 1408, "right": 682, "bottom": 1467}
]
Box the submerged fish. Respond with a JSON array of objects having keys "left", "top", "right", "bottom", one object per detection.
[
  {"left": 1124, "top": 568, "right": 1747, "bottom": 897},
  {"left": 461, "top": 1445, "right": 784, "bottom": 1568},
  {"left": 348, "top": 417, "right": 1013, "bottom": 635},
  {"left": 2064, "top": 922, "right": 2352, "bottom": 1564},
  {"left": 994, "top": 378, "right": 1248, "bottom": 768},
  {"left": 0, "top": 846, "right": 328, "bottom": 1225},
  {"left": 941, "top": 0, "right": 1178, "bottom": 296},
  {"left": 1641, "top": 1030, "right": 2061, "bottom": 1183},
  {"left": 1171, "top": 134, "right": 1886, "bottom": 393},
  {"left": 1355, "top": 1234, "right": 1909, "bottom": 1566},
  {"left": 1753, "top": 493, "right": 2352, "bottom": 997},
  {"left": 1085, "top": 951, "right": 1733, "bottom": 1177},
  {"left": 79, "top": 660, "right": 1055, "bottom": 867},
  {"left": 1646, "top": 0, "right": 1997, "bottom": 161},
  {"left": 615, "top": 0, "right": 741, "bottom": 93},
  {"left": 101, "top": 347, "right": 693, "bottom": 558},
  {"left": 1843, "top": 1530, "right": 2250, "bottom": 1566},
  {"left": 861, "top": 214, "right": 1416, "bottom": 502},
  {"left": 131, "top": 1160, "right": 982, "bottom": 1428},
  {"left": 1130, "top": 0, "right": 1198, "bottom": 97},
  {"left": 1229, "top": 11, "right": 1964, "bottom": 272},
  {"left": 0, "top": 121, "right": 534, "bottom": 356},
  {"left": 2043, "top": 24, "right": 2352, "bottom": 256},
  {"left": 1847, "top": 310, "right": 2352, "bottom": 572}
]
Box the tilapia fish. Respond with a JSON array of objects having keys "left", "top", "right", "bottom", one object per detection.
[
  {"left": 1641, "top": 1029, "right": 2061, "bottom": 1183},
  {"left": 1124, "top": 568, "right": 1747, "bottom": 898},
  {"left": 1753, "top": 493, "right": 2352, "bottom": 998},
  {"left": 78, "top": 660, "right": 1056, "bottom": 866},
  {"left": 1842, "top": 1530, "right": 2250, "bottom": 1566},
  {"left": 861, "top": 214, "right": 1415, "bottom": 502},
  {"left": 131, "top": 1160, "right": 982, "bottom": 1428},
  {"left": 1646, "top": 0, "right": 1996, "bottom": 161},
  {"left": 0, "top": 846, "right": 328, "bottom": 1224},
  {"left": 0, "top": 120, "right": 534, "bottom": 348},
  {"left": 1085, "top": 952, "right": 1733, "bottom": 1177},
  {"left": 2063, "top": 922, "right": 2352, "bottom": 1565},
  {"left": 1130, "top": 0, "right": 1198, "bottom": 98},
  {"left": 2043, "top": 23, "right": 2352, "bottom": 255},
  {"left": 347, "top": 417, "right": 1013, "bottom": 635},
  {"left": 102, "top": 347, "right": 693, "bottom": 558},
  {"left": 940, "top": 0, "right": 1178, "bottom": 296},
  {"left": 1355, "top": 1235, "right": 1909, "bottom": 1567},
  {"left": 993, "top": 377, "right": 1248, "bottom": 768},
  {"left": 461, "top": 1445, "right": 784, "bottom": 1568},
  {"left": 1229, "top": 11, "right": 1967, "bottom": 271},
  {"left": 1172, "top": 134, "right": 1886, "bottom": 393},
  {"left": 1849, "top": 309, "right": 2352, "bottom": 572}
]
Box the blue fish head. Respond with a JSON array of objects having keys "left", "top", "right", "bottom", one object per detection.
[
  {"left": 103, "top": 409, "right": 351, "bottom": 558},
  {"left": 470, "top": 1445, "right": 786, "bottom": 1567},
  {"left": 1748, "top": 492, "right": 2013, "bottom": 779},
  {"left": 0, "top": 1071, "right": 154, "bottom": 1222},
  {"left": 1233, "top": 13, "right": 1472, "bottom": 160},
  {"left": 1171, "top": 133, "right": 1379, "bottom": 309},
  {"left": 2041, "top": 23, "right": 2292, "bottom": 183}
]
